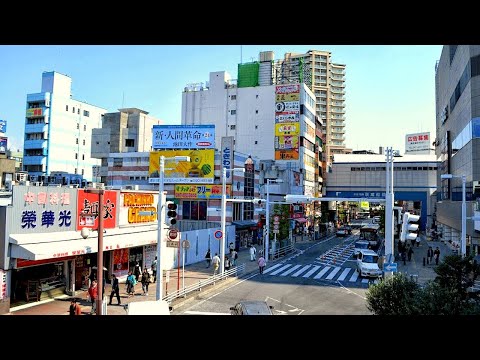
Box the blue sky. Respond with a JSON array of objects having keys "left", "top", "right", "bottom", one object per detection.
[{"left": 0, "top": 45, "right": 442, "bottom": 154}]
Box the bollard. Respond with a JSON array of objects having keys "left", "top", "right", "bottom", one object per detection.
[{"left": 423, "top": 257, "right": 426, "bottom": 267}]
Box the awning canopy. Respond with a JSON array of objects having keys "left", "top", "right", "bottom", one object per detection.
[
  {"left": 9, "top": 225, "right": 159, "bottom": 261},
  {"left": 232, "top": 220, "right": 258, "bottom": 229},
  {"left": 293, "top": 217, "right": 308, "bottom": 223}
]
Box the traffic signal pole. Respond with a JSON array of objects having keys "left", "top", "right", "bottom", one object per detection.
[{"left": 156, "top": 155, "right": 165, "bottom": 301}]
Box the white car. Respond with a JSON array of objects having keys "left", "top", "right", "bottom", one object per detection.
[
  {"left": 353, "top": 240, "right": 370, "bottom": 258},
  {"left": 356, "top": 249, "right": 382, "bottom": 278}
]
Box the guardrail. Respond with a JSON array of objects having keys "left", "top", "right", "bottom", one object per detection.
[
  {"left": 163, "top": 263, "right": 246, "bottom": 304},
  {"left": 269, "top": 243, "right": 296, "bottom": 260}
]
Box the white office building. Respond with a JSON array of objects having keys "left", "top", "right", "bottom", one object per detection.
[{"left": 23, "top": 71, "right": 106, "bottom": 181}]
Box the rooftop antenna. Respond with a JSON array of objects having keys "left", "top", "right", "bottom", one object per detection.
[{"left": 122, "top": 92, "right": 125, "bottom": 108}]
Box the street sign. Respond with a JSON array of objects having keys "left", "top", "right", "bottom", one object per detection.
[
  {"left": 273, "top": 229, "right": 279, "bottom": 234},
  {"left": 214, "top": 230, "right": 223, "bottom": 240},
  {"left": 166, "top": 240, "right": 180, "bottom": 248},
  {"left": 273, "top": 224, "right": 279, "bottom": 230},
  {"left": 274, "top": 215, "right": 280, "bottom": 222},
  {"left": 165, "top": 270, "right": 170, "bottom": 283},
  {"left": 182, "top": 240, "right": 190, "bottom": 249},
  {"left": 383, "top": 262, "right": 398, "bottom": 272},
  {"left": 168, "top": 229, "right": 178, "bottom": 240}
]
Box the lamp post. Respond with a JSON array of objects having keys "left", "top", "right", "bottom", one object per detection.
[
  {"left": 221, "top": 167, "right": 246, "bottom": 275},
  {"left": 155, "top": 155, "right": 190, "bottom": 302},
  {"left": 265, "top": 179, "right": 283, "bottom": 262},
  {"left": 83, "top": 187, "right": 105, "bottom": 316},
  {"left": 441, "top": 173, "right": 466, "bottom": 257}
]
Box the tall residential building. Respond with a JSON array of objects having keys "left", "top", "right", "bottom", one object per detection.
[
  {"left": 182, "top": 71, "right": 317, "bottom": 197},
  {"left": 91, "top": 108, "right": 162, "bottom": 185},
  {"left": 434, "top": 45, "right": 480, "bottom": 255},
  {"left": 23, "top": 71, "right": 106, "bottom": 181}
]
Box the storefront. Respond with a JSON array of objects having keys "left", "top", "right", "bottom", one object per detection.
[{"left": 232, "top": 220, "right": 259, "bottom": 249}]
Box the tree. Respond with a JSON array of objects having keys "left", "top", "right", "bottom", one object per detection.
[
  {"left": 366, "top": 273, "right": 421, "bottom": 315},
  {"left": 434, "top": 254, "right": 480, "bottom": 300},
  {"left": 270, "top": 204, "right": 290, "bottom": 241}
]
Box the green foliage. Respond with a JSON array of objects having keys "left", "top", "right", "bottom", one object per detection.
[
  {"left": 270, "top": 204, "right": 290, "bottom": 241},
  {"left": 434, "top": 254, "right": 480, "bottom": 300}
]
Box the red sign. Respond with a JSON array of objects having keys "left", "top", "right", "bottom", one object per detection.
[
  {"left": 214, "top": 230, "right": 223, "bottom": 239},
  {"left": 168, "top": 229, "right": 178, "bottom": 240},
  {"left": 77, "top": 190, "right": 117, "bottom": 230}
]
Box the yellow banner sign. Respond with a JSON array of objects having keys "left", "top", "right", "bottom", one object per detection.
[
  {"left": 275, "top": 136, "right": 299, "bottom": 150},
  {"left": 175, "top": 185, "right": 231, "bottom": 199},
  {"left": 26, "top": 108, "right": 43, "bottom": 118},
  {"left": 275, "top": 122, "right": 300, "bottom": 136},
  {"left": 149, "top": 149, "right": 214, "bottom": 184},
  {"left": 276, "top": 92, "right": 300, "bottom": 102}
]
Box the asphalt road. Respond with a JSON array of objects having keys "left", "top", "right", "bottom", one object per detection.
[{"left": 173, "top": 233, "right": 372, "bottom": 315}]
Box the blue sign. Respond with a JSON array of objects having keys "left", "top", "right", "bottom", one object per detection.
[
  {"left": 0, "top": 120, "right": 6, "bottom": 133},
  {"left": 383, "top": 262, "right": 397, "bottom": 272},
  {"left": 152, "top": 125, "right": 215, "bottom": 149},
  {"left": 0, "top": 137, "right": 7, "bottom": 153}
]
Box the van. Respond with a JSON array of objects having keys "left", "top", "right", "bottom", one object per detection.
[{"left": 125, "top": 300, "right": 171, "bottom": 315}]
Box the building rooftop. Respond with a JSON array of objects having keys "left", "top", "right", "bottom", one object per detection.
[
  {"left": 333, "top": 153, "right": 438, "bottom": 164},
  {"left": 118, "top": 108, "right": 150, "bottom": 115}
]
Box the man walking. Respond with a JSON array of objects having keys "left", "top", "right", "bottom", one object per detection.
[
  {"left": 433, "top": 247, "right": 441, "bottom": 265},
  {"left": 151, "top": 256, "right": 157, "bottom": 283},
  {"left": 109, "top": 274, "right": 121, "bottom": 305},
  {"left": 212, "top": 253, "right": 221, "bottom": 275}
]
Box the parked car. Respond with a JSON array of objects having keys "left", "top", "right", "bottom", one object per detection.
[
  {"left": 230, "top": 300, "right": 274, "bottom": 315},
  {"left": 356, "top": 249, "right": 382, "bottom": 278},
  {"left": 353, "top": 240, "right": 370, "bottom": 258},
  {"left": 336, "top": 227, "right": 350, "bottom": 237}
]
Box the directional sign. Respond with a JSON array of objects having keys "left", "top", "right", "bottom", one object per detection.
[
  {"left": 214, "top": 230, "right": 223, "bottom": 240},
  {"left": 166, "top": 240, "right": 180, "bottom": 248},
  {"left": 383, "top": 262, "right": 397, "bottom": 272}
]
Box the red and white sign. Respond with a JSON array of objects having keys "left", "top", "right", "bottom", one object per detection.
[
  {"left": 214, "top": 230, "right": 223, "bottom": 239},
  {"left": 273, "top": 216, "right": 280, "bottom": 223},
  {"left": 405, "top": 132, "right": 430, "bottom": 152},
  {"left": 0, "top": 270, "right": 6, "bottom": 300},
  {"left": 168, "top": 229, "right": 178, "bottom": 240},
  {"left": 77, "top": 189, "right": 117, "bottom": 231}
]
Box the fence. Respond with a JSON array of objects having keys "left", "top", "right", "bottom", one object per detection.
[
  {"left": 269, "top": 243, "right": 296, "bottom": 260},
  {"left": 163, "top": 263, "right": 246, "bottom": 303}
]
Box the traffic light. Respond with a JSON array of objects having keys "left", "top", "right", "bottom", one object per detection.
[
  {"left": 252, "top": 198, "right": 266, "bottom": 205},
  {"left": 400, "top": 212, "right": 420, "bottom": 243},
  {"left": 166, "top": 201, "right": 177, "bottom": 226}
]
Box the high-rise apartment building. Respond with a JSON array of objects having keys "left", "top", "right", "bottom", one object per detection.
[
  {"left": 23, "top": 71, "right": 106, "bottom": 181},
  {"left": 91, "top": 107, "right": 162, "bottom": 185},
  {"left": 434, "top": 45, "right": 480, "bottom": 255}
]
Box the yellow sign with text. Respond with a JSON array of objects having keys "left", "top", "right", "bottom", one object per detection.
[
  {"left": 275, "top": 122, "right": 300, "bottom": 136},
  {"left": 149, "top": 149, "right": 214, "bottom": 184},
  {"left": 175, "top": 185, "right": 231, "bottom": 199},
  {"left": 275, "top": 92, "right": 300, "bottom": 102}
]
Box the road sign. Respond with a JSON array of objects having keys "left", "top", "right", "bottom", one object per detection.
[
  {"left": 214, "top": 230, "right": 223, "bottom": 240},
  {"left": 273, "top": 229, "right": 279, "bottom": 234},
  {"left": 383, "top": 262, "right": 398, "bottom": 272},
  {"left": 168, "top": 229, "right": 178, "bottom": 240},
  {"left": 273, "top": 215, "right": 280, "bottom": 222},
  {"left": 182, "top": 240, "right": 190, "bottom": 249},
  {"left": 166, "top": 240, "right": 180, "bottom": 248},
  {"left": 165, "top": 270, "right": 170, "bottom": 283},
  {"left": 273, "top": 224, "right": 279, "bottom": 230}
]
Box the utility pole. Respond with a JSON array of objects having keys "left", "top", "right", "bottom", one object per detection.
[{"left": 384, "top": 147, "right": 395, "bottom": 274}]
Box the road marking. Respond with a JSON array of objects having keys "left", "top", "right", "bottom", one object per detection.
[
  {"left": 280, "top": 264, "right": 302, "bottom": 276},
  {"left": 361, "top": 278, "right": 369, "bottom": 283},
  {"left": 337, "top": 267, "right": 351, "bottom": 281},
  {"left": 183, "top": 310, "right": 230, "bottom": 315},
  {"left": 291, "top": 265, "right": 311, "bottom": 277},
  {"left": 270, "top": 264, "right": 293, "bottom": 275},
  {"left": 326, "top": 266, "right": 342, "bottom": 280},
  {"left": 302, "top": 265, "right": 320, "bottom": 278},
  {"left": 314, "top": 266, "right": 331, "bottom": 279},
  {"left": 262, "top": 263, "right": 284, "bottom": 274},
  {"left": 265, "top": 296, "right": 305, "bottom": 315},
  {"left": 349, "top": 270, "right": 359, "bottom": 282}
]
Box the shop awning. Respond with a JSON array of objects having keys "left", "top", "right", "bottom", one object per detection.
[
  {"left": 9, "top": 226, "right": 159, "bottom": 261},
  {"left": 232, "top": 220, "right": 258, "bottom": 229},
  {"left": 293, "top": 217, "right": 308, "bottom": 223}
]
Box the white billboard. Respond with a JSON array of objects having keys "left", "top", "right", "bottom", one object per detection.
[{"left": 405, "top": 132, "right": 430, "bottom": 152}]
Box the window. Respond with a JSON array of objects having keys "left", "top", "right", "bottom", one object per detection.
[
  {"left": 230, "top": 110, "right": 236, "bottom": 115},
  {"left": 84, "top": 124, "right": 86, "bottom": 131},
  {"left": 76, "top": 123, "right": 79, "bottom": 129},
  {"left": 74, "top": 168, "right": 77, "bottom": 174},
  {"left": 66, "top": 105, "right": 69, "bottom": 111},
  {"left": 77, "top": 108, "right": 80, "bottom": 114},
  {"left": 82, "top": 154, "right": 85, "bottom": 160},
  {"left": 125, "top": 139, "right": 135, "bottom": 147},
  {"left": 255, "top": 141, "right": 258, "bottom": 144},
  {"left": 230, "top": 125, "right": 236, "bottom": 130},
  {"left": 81, "top": 169, "right": 84, "bottom": 175},
  {"left": 255, "top": 110, "right": 258, "bottom": 114},
  {"left": 182, "top": 201, "right": 207, "bottom": 221},
  {"left": 73, "top": 107, "right": 75, "bottom": 113},
  {"left": 83, "top": 110, "right": 89, "bottom": 117},
  {"left": 76, "top": 138, "right": 79, "bottom": 144},
  {"left": 113, "top": 158, "right": 123, "bottom": 167},
  {"left": 231, "top": 95, "right": 236, "bottom": 100},
  {"left": 255, "top": 125, "right": 258, "bottom": 129},
  {"left": 129, "top": 176, "right": 135, "bottom": 181},
  {"left": 83, "top": 139, "right": 85, "bottom": 145}
]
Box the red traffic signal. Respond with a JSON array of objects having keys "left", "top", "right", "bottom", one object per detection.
[{"left": 167, "top": 202, "right": 177, "bottom": 225}]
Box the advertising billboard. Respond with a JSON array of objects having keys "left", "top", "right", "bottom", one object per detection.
[
  {"left": 0, "top": 137, "right": 6, "bottom": 153},
  {"left": 275, "top": 113, "right": 300, "bottom": 123},
  {"left": 275, "top": 123, "right": 300, "bottom": 136},
  {"left": 175, "top": 184, "right": 231, "bottom": 199},
  {"left": 152, "top": 125, "right": 215, "bottom": 149},
  {"left": 405, "top": 132, "right": 430, "bottom": 152},
  {"left": 221, "top": 136, "right": 234, "bottom": 184},
  {"left": 275, "top": 149, "right": 299, "bottom": 160},
  {"left": 76, "top": 189, "right": 118, "bottom": 230},
  {"left": 118, "top": 191, "right": 158, "bottom": 226},
  {"left": 0, "top": 120, "right": 6, "bottom": 133},
  {"left": 275, "top": 136, "right": 299, "bottom": 150},
  {"left": 26, "top": 108, "right": 43, "bottom": 118},
  {"left": 149, "top": 149, "right": 214, "bottom": 184}
]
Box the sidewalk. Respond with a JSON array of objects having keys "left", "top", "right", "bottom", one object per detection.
[{"left": 7, "top": 243, "right": 267, "bottom": 315}]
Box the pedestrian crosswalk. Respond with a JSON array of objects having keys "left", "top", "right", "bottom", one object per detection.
[{"left": 262, "top": 262, "right": 380, "bottom": 285}]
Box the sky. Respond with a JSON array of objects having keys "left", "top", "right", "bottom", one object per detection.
[{"left": 0, "top": 45, "right": 443, "bottom": 154}]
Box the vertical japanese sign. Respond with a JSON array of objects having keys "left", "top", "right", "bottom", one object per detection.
[
  {"left": 0, "top": 270, "right": 6, "bottom": 300},
  {"left": 275, "top": 84, "right": 300, "bottom": 160},
  {"left": 0, "top": 120, "right": 6, "bottom": 133},
  {"left": 221, "top": 136, "right": 234, "bottom": 184},
  {"left": 76, "top": 190, "right": 118, "bottom": 230}
]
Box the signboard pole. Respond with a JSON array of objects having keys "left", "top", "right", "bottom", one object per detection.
[
  {"left": 177, "top": 237, "right": 181, "bottom": 292},
  {"left": 182, "top": 243, "right": 185, "bottom": 294},
  {"left": 156, "top": 156, "right": 165, "bottom": 301}
]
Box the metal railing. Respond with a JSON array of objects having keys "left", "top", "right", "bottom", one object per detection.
[
  {"left": 163, "top": 263, "right": 246, "bottom": 303},
  {"left": 269, "top": 243, "right": 296, "bottom": 260}
]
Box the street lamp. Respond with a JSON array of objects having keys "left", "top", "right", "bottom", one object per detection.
[
  {"left": 441, "top": 173, "right": 466, "bottom": 257},
  {"left": 83, "top": 187, "right": 105, "bottom": 316},
  {"left": 221, "top": 167, "right": 245, "bottom": 275},
  {"left": 266, "top": 179, "right": 283, "bottom": 262},
  {"left": 156, "top": 155, "right": 190, "bottom": 301}
]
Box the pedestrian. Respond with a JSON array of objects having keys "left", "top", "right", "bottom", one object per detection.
[
  {"left": 134, "top": 261, "right": 141, "bottom": 282},
  {"left": 88, "top": 280, "right": 98, "bottom": 314},
  {"left": 212, "top": 253, "right": 221, "bottom": 275},
  {"left": 229, "top": 242, "right": 234, "bottom": 255},
  {"left": 258, "top": 255, "right": 266, "bottom": 274},
  {"left": 434, "top": 247, "right": 440, "bottom": 265},
  {"left": 69, "top": 298, "right": 82, "bottom": 315},
  {"left": 401, "top": 250, "right": 407, "bottom": 265},
  {"left": 427, "top": 246, "right": 434, "bottom": 264},
  {"left": 415, "top": 236, "right": 420, "bottom": 247},
  {"left": 126, "top": 271, "right": 137, "bottom": 297},
  {"left": 230, "top": 249, "right": 237, "bottom": 266},
  {"left": 224, "top": 256, "right": 231, "bottom": 271},
  {"left": 407, "top": 246, "right": 414, "bottom": 261},
  {"left": 249, "top": 245, "right": 256, "bottom": 261},
  {"left": 141, "top": 267, "right": 151, "bottom": 296},
  {"left": 151, "top": 256, "right": 157, "bottom": 283},
  {"left": 109, "top": 274, "right": 121, "bottom": 305},
  {"left": 205, "top": 249, "right": 212, "bottom": 268}
]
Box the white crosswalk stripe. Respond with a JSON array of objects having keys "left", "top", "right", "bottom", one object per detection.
[
  {"left": 326, "top": 266, "right": 342, "bottom": 280},
  {"left": 263, "top": 263, "right": 284, "bottom": 274},
  {"left": 280, "top": 265, "right": 302, "bottom": 276},
  {"left": 313, "top": 266, "right": 331, "bottom": 279},
  {"left": 349, "top": 270, "right": 359, "bottom": 282},
  {"left": 337, "top": 267, "right": 352, "bottom": 281},
  {"left": 302, "top": 265, "right": 320, "bottom": 278},
  {"left": 269, "top": 264, "right": 293, "bottom": 275},
  {"left": 361, "top": 278, "right": 369, "bottom": 283},
  {"left": 291, "top": 265, "right": 311, "bottom": 277}
]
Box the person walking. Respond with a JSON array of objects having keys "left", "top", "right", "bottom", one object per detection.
[
  {"left": 141, "top": 267, "right": 151, "bottom": 296},
  {"left": 224, "top": 256, "right": 231, "bottom": 271},
  {"left": 109, "top": 274, "right": 121, "bottom": 305},
  {"left": 258, "top": 255, "right": 266, "bottom": 274},
  {"left": 427, "top": 246, "right": 434, "bottom": 264},
  {"left": 205, "top": 249, "right": 212, "bottom": 268},
  {"left": 407, "top": 246, "right": 414, "bottom": 262},
  {"left": 433, "top": 247, "right": 441, "bottom": 265},
  {"left": 212, "top": 253, "right": 221, "bottom": 275},
  {"left": 151, "top": 256, "right": 157, "bottom": 283},
  {"left": 249, "top": 245, "right": 256, "bottom": 261},
  {"left": 229, "top": 242, "right": 235, "bottom": 255},
  {"left": 88, "top": 280, "right": 98, "bottom": 314},
  {"left": 134, "top": 261, "right": 141, "bottom": 282},
  {"left": 126, "top": 271, "right": 137, "bottom": 297},
  {"left": 401, "top": 250, "right": 407, "bottom": 266},
  {"left": 69, "top": 298, "right": 82, "bottom": 315},
  {"left": 230, "top": 249, "right": 237, "bottom": 266}
]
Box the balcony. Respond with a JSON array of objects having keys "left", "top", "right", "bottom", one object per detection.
[
  {"left": 331, "top": 121, "right": 345, "bottom": 127},
  {"left": 24, "top": 139, "right": 47, "bottom": 150},
  {"left": 23, "top": 155, "right": 47, "bottom": 166},
  {"left": 330, "top": 108, "right": 345, "bottom": 115},
  {"left": 331, "top": 68, "right": 345, "bottom": 75},
  {"left": 330, "top": 87, "right": 345, "bottom": 94},
  {"left": 25, "top": 123, "right": 48, "bottom": 134},
  {"left": 331, "top": 94, "right": 344, "bottom": 100},
  {"left": 331, "top": 81, "right": 345, "bottom": 88},
  {"left": 331, "top": 127, "right": 345, "bottom": 134}
]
